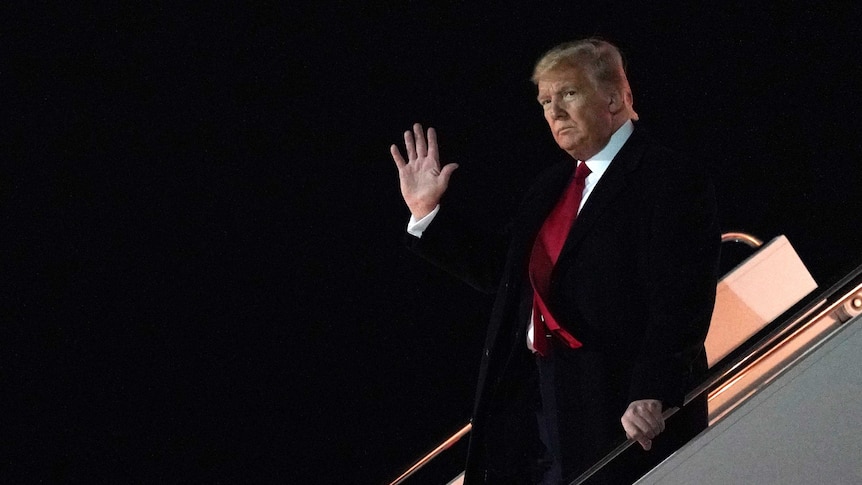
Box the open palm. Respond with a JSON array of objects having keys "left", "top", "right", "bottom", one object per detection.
[{"left": 390, "top": 123, "right": 459, "bottom": 219}]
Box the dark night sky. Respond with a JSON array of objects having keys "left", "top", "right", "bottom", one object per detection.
[{"left": 6, "top": 2, "right": 861, "bottom": 484}]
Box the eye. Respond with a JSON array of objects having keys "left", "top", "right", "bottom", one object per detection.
[{"left": 563, "top": 90, "right": 577, "bottom": 99}]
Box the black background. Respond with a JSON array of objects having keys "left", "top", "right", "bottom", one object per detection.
[{"left": 5, "top": 2, "right": 861, "bottom": 484}]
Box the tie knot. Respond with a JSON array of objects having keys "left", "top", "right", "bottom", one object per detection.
[{"left": 575, "top": 162, "right": 591, "bottom": 182}]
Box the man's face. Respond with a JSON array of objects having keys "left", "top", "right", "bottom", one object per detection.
[{"left": 537, "top": 66, "right": 616, "bottom": 161}]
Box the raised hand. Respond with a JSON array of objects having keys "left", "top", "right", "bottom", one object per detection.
[{"left": 390, "top": 123, "right": 459, "bottom": 219}]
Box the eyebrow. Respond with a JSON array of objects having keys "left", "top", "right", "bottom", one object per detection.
[{"left": 536, "top": 84, "right": 579, "bottom": 102}]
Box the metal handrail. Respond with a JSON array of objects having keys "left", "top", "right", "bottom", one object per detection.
[
  {"left": 388, "top": 423, "right": 472, "bottom": 485},
  {"left": 720, "top": 232, "right": 764, "bottom": 248}
]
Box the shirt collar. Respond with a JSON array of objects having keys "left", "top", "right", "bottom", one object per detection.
[{"left": 581, "top": 119, "right": 634, "bottom": 177}]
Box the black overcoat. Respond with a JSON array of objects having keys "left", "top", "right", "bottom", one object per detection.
[{"left": 408, "top": 127, "right": 721, "bottom": 484}]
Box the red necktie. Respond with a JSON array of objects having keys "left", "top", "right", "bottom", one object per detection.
[{"left": 529, "top": 162, "right": 591, "bottom": 356}]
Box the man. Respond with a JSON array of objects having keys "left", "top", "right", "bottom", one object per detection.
[{"left": 391, "top": 39, "right": 720, "bottom": 484}]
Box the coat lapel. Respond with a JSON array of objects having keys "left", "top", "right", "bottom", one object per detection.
[
  {"left": 556, "top": 128, "right": 649, "bottom": 265},
  {"left": 515, "top": 161, "right": 574, "bottom": 249}
]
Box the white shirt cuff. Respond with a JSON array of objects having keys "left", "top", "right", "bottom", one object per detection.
[{"left": 406, "top": 205, "right": 440, "bottom": 238}]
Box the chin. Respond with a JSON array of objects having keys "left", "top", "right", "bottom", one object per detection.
[
  {"left": 556, "top": 141, "right": 581, "bottom": 153},
  {"left": 555, "top": 138, "right": 574, "bottom": 150}
]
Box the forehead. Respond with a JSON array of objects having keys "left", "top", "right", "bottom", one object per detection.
[{"left": 536, "top": 66, "right": 593, "bottom": 92}]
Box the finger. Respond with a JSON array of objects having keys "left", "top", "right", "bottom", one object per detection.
[
  {"left": 627, "top": 400, "right": 664, "bottom": 437},
  {"left": 427, "top": 127, "right": 438, "bottom": 161},
  {"left": 640, "top": 405, "right": 664, "bottom": 436},
  {"left": 622, "top": 413, "right": 656, "bottom": 441},
  {"left": 404, "top": 130, "right": 416, "bottom": 160},
  {"left": 413, "top": 123, "right": 427, "bottom": 158},
  {"left": 636, "top": 411, "right": 662, "bottom": 437},
  {"left": 625, "top": 425, "right": 654, "bottom": 451},
  {"left": 631, "top": 418, "right": 656, "bottom": 440},
  {"left": 626, "top": 429, "right": 652, "bottom": 451},
  {"left": 390, "top": 144, "right": 406, "bottom": 170}
]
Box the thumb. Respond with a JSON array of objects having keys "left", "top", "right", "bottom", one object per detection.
[
  {"left": 638, "top": 437, "right": 652, "bottom": 451},
  {"left": 440, "top": 163, "right": 459, "bottom": 179}
]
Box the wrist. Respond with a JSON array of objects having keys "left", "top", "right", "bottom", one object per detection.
[{"left": 408, "top": 201, "right": 438, "bottom": 220}]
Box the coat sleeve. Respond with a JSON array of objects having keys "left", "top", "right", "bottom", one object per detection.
[
  {"left": 405, "top": 160, "right": 569, "bottom": 295},
  {"left": 628, "top": 167, "right": 721, "bottom": 407},
  {"left": 405, "top": 207, "right": 510, "bottom": 294}
]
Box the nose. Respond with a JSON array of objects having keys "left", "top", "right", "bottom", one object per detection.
[{"left": 548, "top": 98, "right": 567, "bottom": 119}]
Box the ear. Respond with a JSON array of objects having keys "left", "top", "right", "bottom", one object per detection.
[
  {"left": 608, "top": 89, "right": 638, "bottom": 120},
  {"left": 607, "top": 90, "right": 624, "bottom": 115}
]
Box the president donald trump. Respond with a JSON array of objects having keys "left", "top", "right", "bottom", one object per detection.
[{"left": 391, "top": 38, "right": 719, "bottom": 484}]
